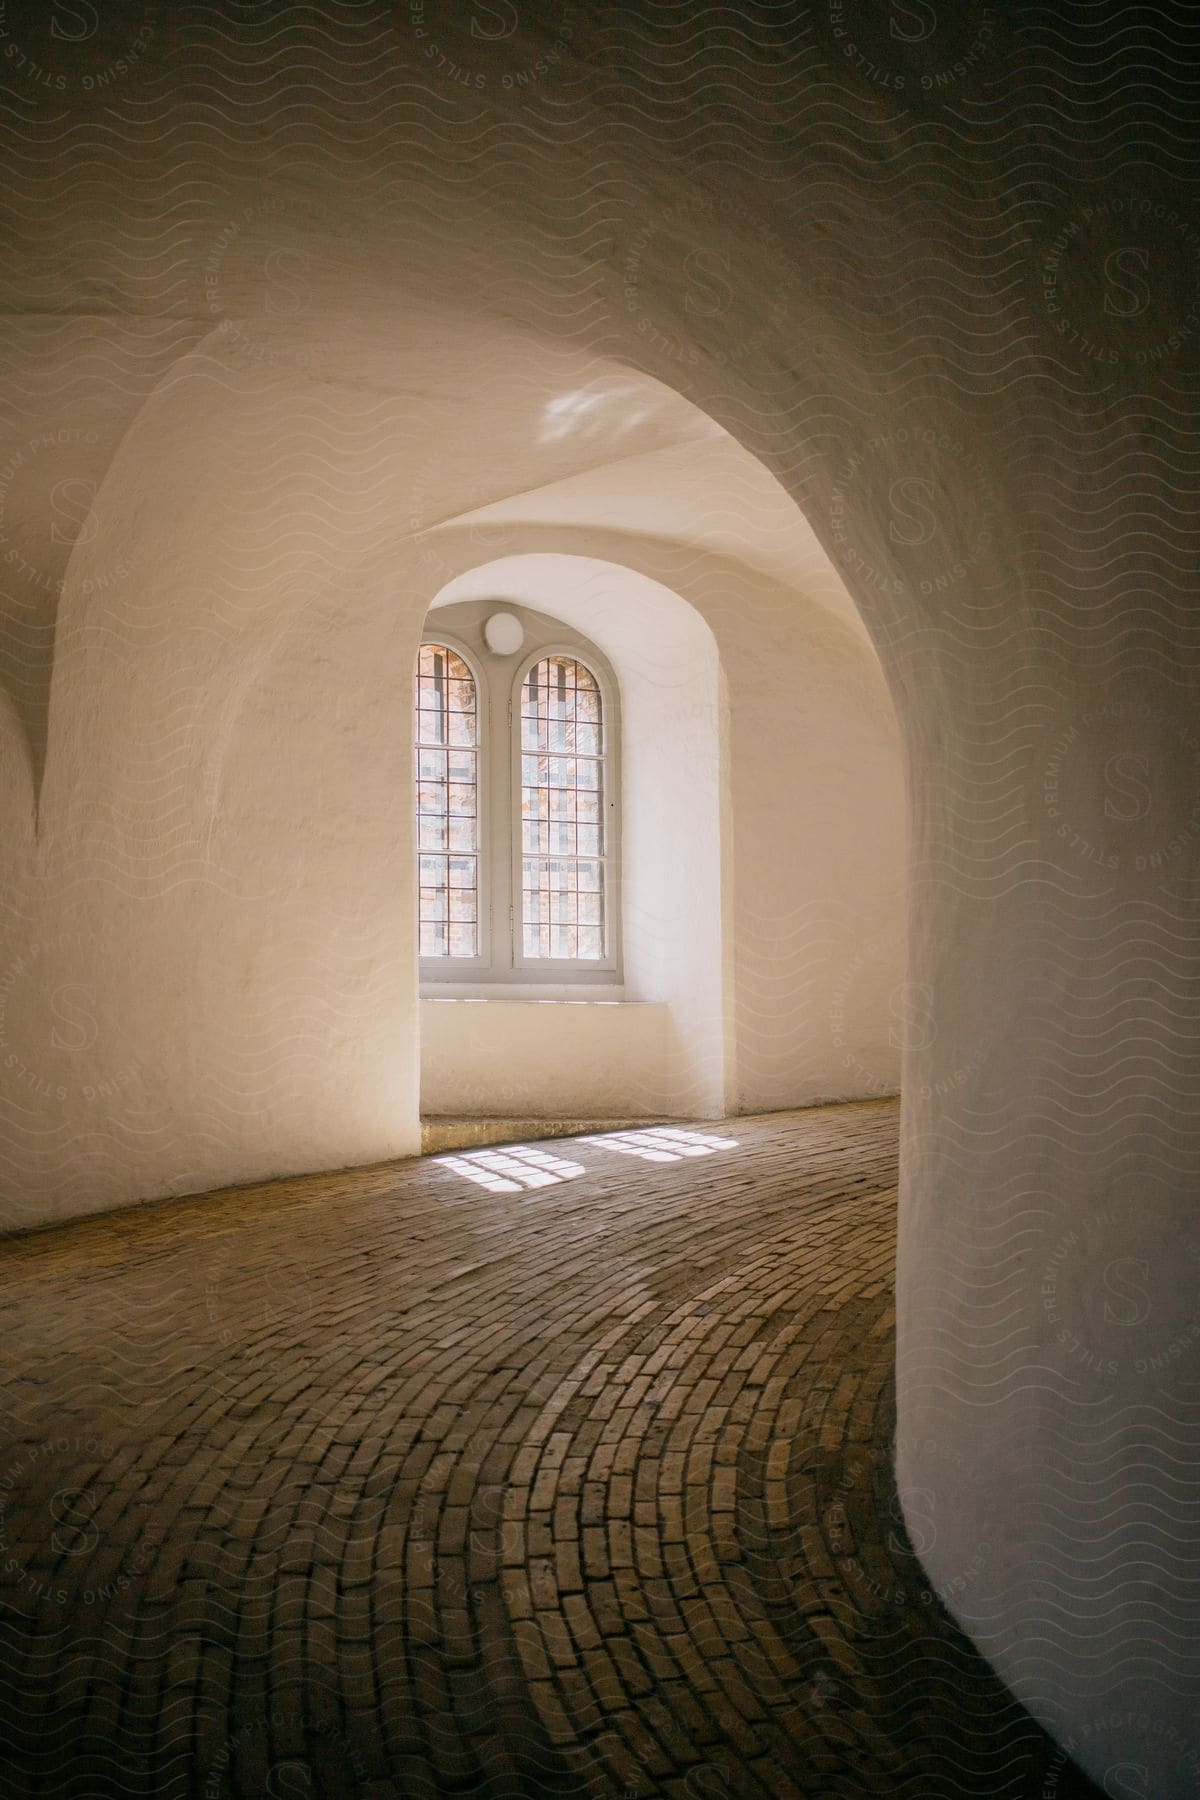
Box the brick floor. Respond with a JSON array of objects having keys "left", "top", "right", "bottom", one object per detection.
[{"left": 0, "top": 1103, "right": 1098, "bottom": 1798}]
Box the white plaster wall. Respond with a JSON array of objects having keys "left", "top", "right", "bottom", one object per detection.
[
  {"left": 420, "top": 999, "right": 674, "bottom": 1119},
  {"left": 721, "top": 575, "right": 905, "bottom": 1111}
]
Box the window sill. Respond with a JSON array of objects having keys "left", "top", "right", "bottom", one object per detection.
[{"left": 421, "top": 986, "right": 637, "bottom": 1004}]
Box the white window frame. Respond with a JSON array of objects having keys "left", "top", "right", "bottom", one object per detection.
[
  {"left": 417, "top": 605, "right": 622, "bottom": 991},
  {"left": 509, "top": 642, "right": 621, "bottom": 981},
  {"left": 416, "top": 633, "right": 491, "bottom": 981}
]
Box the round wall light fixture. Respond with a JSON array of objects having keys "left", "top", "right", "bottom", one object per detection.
[{"left": 484, "top": 610, "right": 525, "bottom": 656}]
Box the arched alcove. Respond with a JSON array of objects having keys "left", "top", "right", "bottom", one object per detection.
[
  {"left": 11, "top": 355, "right": 904, "bottom": 1233},
  {"left": 423, "top": 548, "right": 905, "bottom": 1127},
  {"left": 422, "top": 556, "right": 728, "bottom": 1121}
]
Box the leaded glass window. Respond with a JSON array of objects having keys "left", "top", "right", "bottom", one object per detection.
[
  {"left": 519, "top": 655, "right": 605, "bottom": 960},
  {"left": 415, "top": 644, "right": 479, "bottom": 957}
]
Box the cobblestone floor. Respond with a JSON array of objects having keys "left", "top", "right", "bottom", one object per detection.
[{"left": 0, "top": 1102, "right": 1098, "bottom": 1799}]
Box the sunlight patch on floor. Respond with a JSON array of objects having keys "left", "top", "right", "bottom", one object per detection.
[
  {"left": 436, "top": 1144, "right": 588, "bottom": 1192},
  {"left": 579, "top": 1127, "right": 738, "bottom": 1162}
]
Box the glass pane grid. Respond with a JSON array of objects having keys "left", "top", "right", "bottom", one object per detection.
[
  {"left": 519, "top": 657, "right": 606, "bottom": 961},
  {"left": 416, "top": 644, "right": 479, "bottom": 959}
]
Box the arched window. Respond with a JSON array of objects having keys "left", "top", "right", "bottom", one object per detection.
[
  {"left": 518, "top": 654, "right": 606, "bottom": 961},
  {"left": 414, "top": 643, "right": 479, "bottom": 959},
  {"left": 416, "top": 607, "right": 618, "bottom": 985}
]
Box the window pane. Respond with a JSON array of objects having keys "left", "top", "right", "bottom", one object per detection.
[
  {"left": 416, "top": 645, "right": 479, "bottom": 958},
  {"left": 576, "top": 685, "right": 601, "bottom": 726},
  {"left": 518, "top": 656, "right": 607, "bottom": 962}
]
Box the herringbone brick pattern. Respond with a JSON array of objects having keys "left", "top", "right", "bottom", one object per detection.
[{"left": 0, "top": 1103, "right": 1096, "bottom": 1798}]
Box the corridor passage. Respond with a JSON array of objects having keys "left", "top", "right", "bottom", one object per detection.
[{"left": 0, "top": 1103, "right": 1094, "bottom": 1798}]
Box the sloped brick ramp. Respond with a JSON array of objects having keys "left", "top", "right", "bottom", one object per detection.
[{"left": 0, "top": 1102, "right": 1098, "bottom": 1798}]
